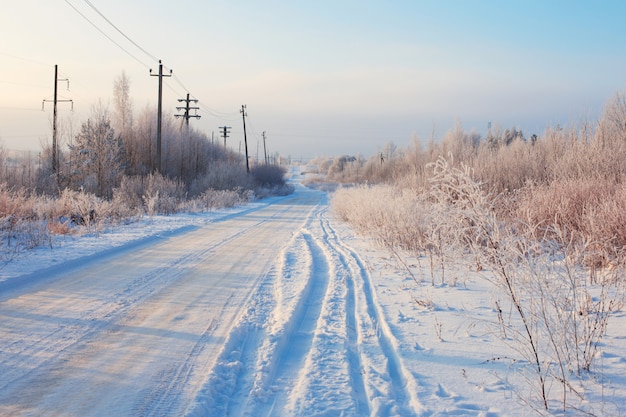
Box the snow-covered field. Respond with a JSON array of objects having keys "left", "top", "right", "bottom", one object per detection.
[{"left": 0, "top": 169, "right": 625, "bottom": 416}]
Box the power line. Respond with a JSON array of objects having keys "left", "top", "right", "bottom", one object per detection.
[
  {"left": 0, "top": 106, "right": 43, "bottom": 112},
  {"left": 63, "top": 0, "right": 151, "bottom": 69},
  {"left": 172, "top": 74, "right": 192, "bottom": 95},
  {"left": 64, "top": 0, "right": 241, "bottom": 139},
  {"left": 162, "top": 80, "right": 187, "bottom": 101},
  {"left": 0, "top": 80, "right": 50, "bottom": 89},
  {"left": 82, "top": 0, "right": 159, "bottom": 63},
  {"left": 0, "top": 52, "right": 52, "bottom": 68},
  {"left": 198, "top": 103, "right": 240, "bottom": 121}
]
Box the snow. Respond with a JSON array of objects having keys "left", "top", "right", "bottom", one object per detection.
[{"left": 0, "top": 168, "right": 625, "bottom": 416}]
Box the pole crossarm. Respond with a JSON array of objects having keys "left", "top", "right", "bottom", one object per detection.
[
  {"left": 175, "top": 93, "right": 201, "bottom": 123},
  {"left": 219, "top": 126, "right": 231, "bottom": 147}
]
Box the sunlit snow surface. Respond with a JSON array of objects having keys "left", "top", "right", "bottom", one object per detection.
[{"left": 0, "top": 170, "right": 624, "bottom": 416}]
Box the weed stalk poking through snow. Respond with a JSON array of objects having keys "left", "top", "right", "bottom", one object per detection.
[{"left": 426, "top": 156, "right": 625, "bottom": 412}]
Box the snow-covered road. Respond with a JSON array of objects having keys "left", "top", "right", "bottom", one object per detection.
[
  {"left": 189, "top": 188, "right": 422, "bottom": 417},
  {"left": 2, "top": 178, "right": 625, "bottom": 416},
  {"left": 0, "top": 184, "right": 421, "bottom": 416}
]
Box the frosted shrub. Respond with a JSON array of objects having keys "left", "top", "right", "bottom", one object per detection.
[
  {"left": 143, "top": 190, "right": 159, "bottom": 217},
  {"left": 516, "top": 179, "right": 626, "bottom": 264},
  {"left": 96, "top": 195, "right": 135, "bottom": 223},
  {"left": 427, "top": 156, "right": 625, "bottom": 413},
  {"left": 47, "top": 188, "right": 132, "bottom": 231},
  {"left": 182, "top": 189, "right": 252, "bottom": 212},
  {"left": 473, "top": 137, "right": 546, "bottom": 193},
  {"left": 331, "top": 185, "right": 428, "bottom": 253},
  {"left": 0, "top": 186, "right": 51, "bottom": 261},
  {"left": 250, "top": 164, "right": 286, "bottom": 188},
  {"left": 425, "top": 157, "right": 492, "bottom": 284},
  {"left": 0, "top": 185, "right": 35, "bottom": 221},
  {"left": 0, "top": 217, "right": 50, "bottom": 264},
  {"left": 112, "top": 176, "right": 146, "bottom": 213},
  {"left": 192, "top": 161, "right": 251, "bottom": 192},
  {"left": 45, "top": 188, "right": 98, "bottom": 232},
  {"left": 143, "top": 173, "right": 185, "bottom": 215},
  {"left": 0, "top": 188, "right": 42, "bottom": 255},
  {"left": 251, "top": 164, "right": 294, "bottom": 198},
  {"left": 113, "top": 173, "right": 184, "bottom": 216}
]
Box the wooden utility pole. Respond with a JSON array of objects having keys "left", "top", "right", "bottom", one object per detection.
[
  {"left": 240, "top": 105, "right": 249, "bottom": 173},
  {"left": 219, "top": 126, "right": 231, "bottom": 147},
  {"left": 262, "top": 131, "right": 268, "bottom": 165},
  {"left": 174, "top": 93, "right": 200, "bottom": 179},
  {"left": 42, "top": 65, "right": 72, "bottom": 184},
  {"left": 150, "top": 60, "right": 172, "bottom": 173}
]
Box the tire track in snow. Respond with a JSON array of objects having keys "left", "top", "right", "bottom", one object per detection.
[
  {"left": 133, "top": 204, "right": 304, "bottom": 417},
  {"left": 253, "top": 228, "right": 331, "bottom": 415},
  {"left": 319, "top": 209, "right": 425, "bottom": 416},
  {"left": 185, "top": 199, "right": 323, "bottom": 417},
  {"left": 185, "top": 237, "right": 288, "bottom": 417},
  {"left": 187, "top": 197, "right": 425, "bottom": 416},
  {"left": 316, "top": 208, "right": 371, "bottom": 416},
  {"left": 191, "top": 202, "right": 339, "bottom": 416},
  {"left": 281, "top": 205, "right": 369, "bottom": 416}
]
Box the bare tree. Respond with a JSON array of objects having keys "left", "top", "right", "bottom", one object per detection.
[
  {"left": 68, "top": 103, "right": 126, "bottom": 198},
  {"left": 598, "top": 90, "right": 626, "bottom": 143},
  {"left": 112, "top": 71, "right": 134, "bottom": 137}
]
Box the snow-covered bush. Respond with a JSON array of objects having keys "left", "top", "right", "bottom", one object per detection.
[
  {"left": 250, "top": 164, "right": 286, "bottom": 188},
  {"left": 332, "top": 185, "right": 428, "bottom": 254},
  {"left": 190, "top": 161, "right": 251, "bottom": 193},
  {"left": 142, "top": 173, "right": 186, "bottom": 215},
  {"left": 0, "top": 186, "right": 48, "bottom": 261},
  {"left": 515, "top": 178, "right": 626, "bottom": 265},
  {"left": 112, "top": 175, "right": 145, "bottom": 213},
  {"left": 56, "top": 188, "right": 100, "bottom": 229},
  {"left": 113, "top": 173, "right": 185, "bottom": 216},
  {"left": 425, "top": 156, "right": 625, "bottom": 412},
  {"left": 182, "top": 188, "right": 253, "bottom": 212}
]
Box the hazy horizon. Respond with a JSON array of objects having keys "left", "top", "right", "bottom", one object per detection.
[{"left": 2, "top": 1, "right": 625, "bottom": 159}]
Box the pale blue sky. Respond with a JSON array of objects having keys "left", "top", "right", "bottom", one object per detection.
[{"left": 1, "top": 1, "right": 625, "bottom": 159}]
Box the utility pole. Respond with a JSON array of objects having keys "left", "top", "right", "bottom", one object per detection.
[
  {"left": 174, "top": 93, "right": 200, "bottom": 179},
  {"left": 174, "top": 93, "right": 200, "bottom": 128},
  {"left": 42, "top": 64, "right": 72, "bottom": 184},
  {"left": 240, "top": 105, "right": 249, "bottom": 173},
  {"left": 219, "top": 126, "right": 231, "bottom": 147},
  {"left": 262, "top": 131, "right": 268, "bottom": 165},
  {"left": 150, "top": 60, "right": 172, "bottom": 173}
]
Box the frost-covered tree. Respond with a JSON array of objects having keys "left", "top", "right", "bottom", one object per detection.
[
  {"left": 68, "top": 104, "right": 126, "bottom": 198},
  {"left": 502, "top": 127, "right": 524, "bottom": 145},
  {"left": 112, "top": 71, "right": 133, "bottom": 138},
  {"left": 598, "top": 90, "right": 626, "bottom": 142}
]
